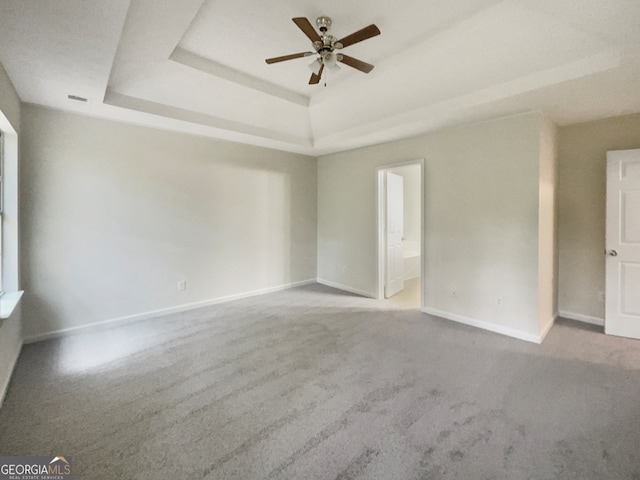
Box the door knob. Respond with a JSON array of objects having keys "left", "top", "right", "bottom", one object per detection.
[{"left": 608, "top": 250, "right": 618, "bottom": 257}]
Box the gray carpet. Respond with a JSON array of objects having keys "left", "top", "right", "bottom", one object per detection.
[{"left": 1, "top": 283, "right": 639, "bottom": 479}]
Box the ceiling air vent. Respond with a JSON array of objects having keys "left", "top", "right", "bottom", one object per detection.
[{"left": 67, "top": 95, "right": 88, "bottom": 102}]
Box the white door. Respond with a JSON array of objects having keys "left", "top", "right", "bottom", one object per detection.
[
  {"left": 605, "top": 149, "right": 640, "bottom": 339},
  {"left": 386, "top": 172, "right": 404, "bottom": 298}
]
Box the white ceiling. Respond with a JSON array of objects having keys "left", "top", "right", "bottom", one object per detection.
[{"left": 1, "top": 0, "right": 639, "bottom": 155}]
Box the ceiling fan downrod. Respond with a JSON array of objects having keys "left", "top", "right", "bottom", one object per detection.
[{"left": 312, "top": 16, "right": 343, "bottom": 56}]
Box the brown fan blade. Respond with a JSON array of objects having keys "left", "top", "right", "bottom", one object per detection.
[
  {"left": 292, "top": 17, "right": 322, "bottom": 43},
  {"left": 265, "top": 52, "right": 312, "bottom": 64},
  {"left": 337, "top": 24, "right": 380, "bottom": 49},
  {"left": 338, "top": 54, "right": 374, "bottom": 73},
  {"left": 309, "top": 64, "right": 325, "bottom": 84}
]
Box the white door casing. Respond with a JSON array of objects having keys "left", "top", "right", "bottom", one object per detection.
[
  {"left": 605, "top": 149, "right": 640, "bottom": 339},
  {"left": 385, "top": 172, "right": 404, "bottom": 298}
]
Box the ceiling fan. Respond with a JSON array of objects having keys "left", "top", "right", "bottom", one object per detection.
[{"left": 265, "top": 16, "right": 381, "bottom": 85}]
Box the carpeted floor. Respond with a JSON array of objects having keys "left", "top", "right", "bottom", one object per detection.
[{"left": 1, "top": 283, "right": 639, "bottom": 479}]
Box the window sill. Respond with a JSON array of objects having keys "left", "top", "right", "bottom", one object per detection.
[{"left": 0, "top": 291, "right": 24, "bottom": 320}]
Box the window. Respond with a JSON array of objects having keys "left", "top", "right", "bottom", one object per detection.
[
  {"left": 0, "top": 130, "right": 3, "bottom": 295},
  {"left": 0, "top": 121, "right": 19, "bottom": 298}
]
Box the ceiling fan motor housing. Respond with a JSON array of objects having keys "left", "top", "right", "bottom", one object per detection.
[{"left": 312, "top": 17, "right": 342, "bottom": 58}]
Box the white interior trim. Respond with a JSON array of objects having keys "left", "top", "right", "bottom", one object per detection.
[
  {"left": 0, "top": 111, "right": 20, "bottom": 293},
  {"left": 558, "top": 310, "right": 605, "bottom": 327},
  {"left": 0, "top": 290, "right": 23, "bottom": 320},
  {"left": 421, "top": 307, "right": 544, "bottom": 344},
  {"left": 23, "top": 279, "right": 316, "bottom": 344}
]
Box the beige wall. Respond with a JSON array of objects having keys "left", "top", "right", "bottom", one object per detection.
[
  {"left": 558, "top": 113, "right": 640, "bottom": 321},
  {"left": 13, "top": 88, "right": 638, "bottom": 347},
  {"left": 538, "top": 118, "right": 558, "bottom": 333},
  {"left": 318, "top": 112, "right": 546, "bottom": 340},
  {"left": 20, "top": 105, "right": 317, "bottom": 339}
]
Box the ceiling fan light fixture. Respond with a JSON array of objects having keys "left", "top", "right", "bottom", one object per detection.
[
  {"left": 308, "top": 58, "right": 323, "bottom": 76},
  {"left": 324, "top": 53, "right": 340, "bottom": 71}
]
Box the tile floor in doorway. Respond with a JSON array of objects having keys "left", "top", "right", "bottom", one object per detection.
[{"left": 388, "top": 277, "right": 420, "bottom": 308}]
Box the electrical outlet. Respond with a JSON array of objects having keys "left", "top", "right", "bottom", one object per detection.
[
  {"left": 341, "top": 265, "right": 348, "bottom": 273},
  {"left": 598, "top": 290, "right": 605, "bottom": 303},
  {"left": 178, "top": 280, "right": 187, "bottom": 291},
  {"left": 496, "top": 296, "right": 503, "bottom": 307}
]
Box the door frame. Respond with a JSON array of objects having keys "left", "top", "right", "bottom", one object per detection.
[{"left": 376, "top": 159, "right": 425, "bottom": 307}]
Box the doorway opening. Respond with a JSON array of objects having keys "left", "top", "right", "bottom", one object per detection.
[{"left": 377, "top": 160, "right": 424, "bottom": 308}]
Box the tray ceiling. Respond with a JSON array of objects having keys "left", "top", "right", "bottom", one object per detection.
[{"left": 1, "top": 0, "right": 639, "bottom": 155}]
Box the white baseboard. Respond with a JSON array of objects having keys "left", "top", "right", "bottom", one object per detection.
[
  {"left": 558, "top": 310, "right": 605, "bottom": 327},
  {"left": 316, "top": 278, "right": 375, "bottom": 298},
  {"left": 420, "top": 307, "right": 543, "bottom": 344},
  {"left": 23, "top": 279, "right": 316, "bottom": 344}
]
